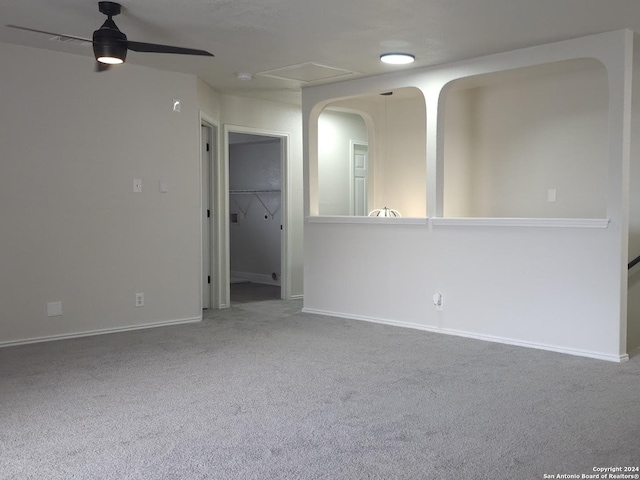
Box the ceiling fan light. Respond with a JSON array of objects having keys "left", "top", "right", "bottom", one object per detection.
[
  {"left": 380, "top": 53, "right": 415, "bottom": 65},
  {"left": 93, "top": 40, "right": 127, "bottom": 64},
  {"left": 97, "top": 55, "right": 124, "bottom": 64}
]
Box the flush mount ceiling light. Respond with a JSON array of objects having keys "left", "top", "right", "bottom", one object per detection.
[{"left": 380, "top": 53, "right": 415, "bottom": 65}]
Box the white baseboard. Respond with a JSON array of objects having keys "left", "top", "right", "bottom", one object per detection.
[
  {"left": 0, "top": 316, "right": 202, "bottom": 349},
  {"left": 290, "top": 294, "right": 304, "bottom": 300},
  {"left": 231, "top": 271, "right": 281, "bottom": 286},
  {"left": 301, "top": 308, "right": 629, "bottom": 363}
]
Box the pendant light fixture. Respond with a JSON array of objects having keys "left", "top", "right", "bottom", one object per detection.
[{"left": 368, "top": 207, "right": 401, "bottom": 217}]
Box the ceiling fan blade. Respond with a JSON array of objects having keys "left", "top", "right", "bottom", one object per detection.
[
  {"left": 126, "top": 40, "right": 213, "bottom": 57},
  {"left": 6, "top": 24, "right": 92, "bottom": 43}
]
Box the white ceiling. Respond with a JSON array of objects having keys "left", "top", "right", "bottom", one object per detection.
[{"left": 2, "top": 0, "right": 640, "bottom": 105}]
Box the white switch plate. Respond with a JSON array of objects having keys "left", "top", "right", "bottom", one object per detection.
[
  {"left": 135, "top": 293, "right": 144, "bottom": 307},
  {"left": 133, "top": 179, "right": 142, "bottom": 193},
  {"left": 547, "top": 188, "right": 557, "bottom": 203},
  {"left": 433, "top": 293, "right": 444, "bottom": 312},
  {"left": 47, "top": 301, "right": 63, "bottom": 317},
  {"left": 159, "top": 180, "right": 168, "bottom": 193}
]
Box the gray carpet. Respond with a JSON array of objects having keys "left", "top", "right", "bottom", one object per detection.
[
  {"left": 1, "top": 299, "right": 639, "bottom": 480},
  {"left": 230, "top": 282, "right": 281, "bottom": 304}
]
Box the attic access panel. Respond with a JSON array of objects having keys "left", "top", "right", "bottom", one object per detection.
[{"left": 258, "top": 62, "right": 357, "bottom": 83}]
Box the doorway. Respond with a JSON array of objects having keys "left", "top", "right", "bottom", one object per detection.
[
  {"left": 351, "top": 141, "right": 368, "bottom": 216},
  {"left": 226, "top": 129, "right": 287, "bottom": 305}
]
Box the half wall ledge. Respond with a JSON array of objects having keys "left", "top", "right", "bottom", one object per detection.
[
  {"left": 430, "top": 218, "right": 610, "bottom": 228},
  {"left": 307, "top": 216, "right": 428, "bottom": 225},
  {"left": 307, "top": 217, "right": 610, "bottom": 228}
]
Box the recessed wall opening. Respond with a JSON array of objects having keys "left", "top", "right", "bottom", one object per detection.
[
  {"left": 314, "top": 87, "right": 427, "bottom": 217},
  {"left": 317, "top": 109, "right": 369, "bottom": 215},
  {"left": 442, "top": 58, "right": 609, "bottom": 219}
]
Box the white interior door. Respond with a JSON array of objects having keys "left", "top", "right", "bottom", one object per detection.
[
  {"left": 202, "top": 124, "right": 212, "bottom": 309},
  {"left": 352, "top": 143, "right": 368, "bottom": 216}
]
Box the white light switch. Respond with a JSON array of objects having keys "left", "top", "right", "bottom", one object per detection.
[
  {"left": 433, "top": 293, "right": 443, "bottom": 312},
  {"left": 133, "top": 179, "right": 142, "bottom": 193},
  {"left": 172, "top": 99, "right": 181, "bottom": 112},
  {"left": 159, "top": 180, "right": 168, "bottom": 193},
  {"left": 47, "top": 301, "right": 62, "bottom": 317},
  {"left": 547, "top": 189, "right": 557, "bottom": 203}
]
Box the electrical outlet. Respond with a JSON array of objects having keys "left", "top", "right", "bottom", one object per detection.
[{"left": 135, "top": 293, "right": 144, "bottom": 307}]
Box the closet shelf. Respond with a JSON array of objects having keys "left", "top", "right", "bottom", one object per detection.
[
  {"left": 230, "top": 189, "right": 281, "bottom": 219},
  {"left": 230, "top": 189, "right": 281, "bottom": 194}
]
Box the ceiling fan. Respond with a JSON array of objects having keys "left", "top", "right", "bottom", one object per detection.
[{"left": 7, "top": 1, "right": 213, "bottom": 71}]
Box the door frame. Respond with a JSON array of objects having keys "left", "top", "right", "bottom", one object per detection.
[
  {"left": 200, "top": 112, "right": 220, "bottom": 309},
  {"left": 223, "top": 124, "right": 292, "bottom": 306}
]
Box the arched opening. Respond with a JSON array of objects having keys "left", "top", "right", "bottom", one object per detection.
[
  {"left": 442, "top": 58, "right": 609, "bottom": 219},
  {"left": 313, "top": 87, "right": 427, "bottom": 217}
]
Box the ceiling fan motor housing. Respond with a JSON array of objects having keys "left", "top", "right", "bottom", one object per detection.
[{"left": 93, "top": 19, "right": 127, "bottom": 63}]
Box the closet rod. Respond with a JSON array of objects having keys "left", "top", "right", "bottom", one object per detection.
[{"left": 229, "top": 189, "right": 281, "bottom": 194}]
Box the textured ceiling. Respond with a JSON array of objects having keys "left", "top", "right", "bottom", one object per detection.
[{"left": 2, "top": 0, "right": 640, "bottom": 104}]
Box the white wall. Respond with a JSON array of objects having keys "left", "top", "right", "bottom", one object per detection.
[
  {"left": 220, "top": 95, "right": 304, "bottom": 298},
  {"left": 303, "top": 31, "right": 633, "bottom": 361},
  {"left": 629, "top": 267, "right": 640, "bottom": 353},
  {"left": 305, "top": 221, "right": 616, "bottom": 355},
  {"left": 383, "top": 95, "right": 427, "bottom": 217},
  {"left": 444, "top": 64, "right": 609, "bottom": 218},
  {"left": 0, "top": 43, "right": 202, "bottom": 344},
  {"left": 627, "top": 34, "right": 640, "bottom": 353},
  {"left": 317, "top": 110, "right": 367, "bottom": 215},
  {"left": 197, "top": 78, "right": 221, "bottom": 124},
  {"left": 443, "top": 90, "right": 474, "bottom": 217},
  {"left": 229, "top": 140, "right": 282, "bottom": 284}
]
